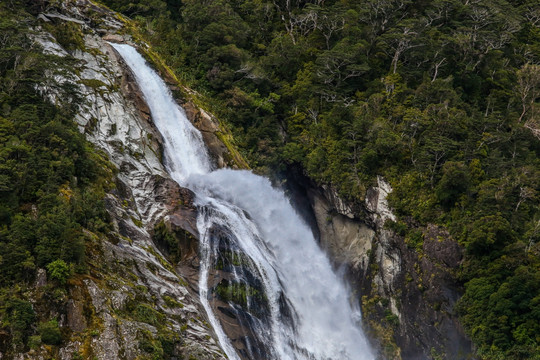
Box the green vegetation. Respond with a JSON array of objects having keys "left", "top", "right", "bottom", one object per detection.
[
  {"left": 153, "top": 221, "right": 181, "bottom": 262},
  {"left": 2, "top": 298, "right": 36, "bottom": 349},
  {"left": 133, "top": 303, "right": 165, "bottom": 326},
  {"left": 98, "top": 0, "right": 540, "bottom": 357},
  {"left": 214, "top": 279, "right": 267, "bottom": 313},
  {"left": 216, "top": 250, "right": 251, "bottom": 270},
  {"left": 138, "top": 328, "right": 181, "bottom": 360},
  {"left": 38, "top": 319, "right": 62, "bottom": 345},
  {"left": 162, "top": 295, "right": 184, "bottom": 309},
  {"left": 46, "top": 259, "right": 72, "bottom": 285},
  {"left": 120, "top": 291, "right": 183, "bottom": 359},
  {"left": 0, "top": 0, "right": 113, "bottom": 354},
  {"left": 44, "top": 20, "right": 85, "bottom": 51}
]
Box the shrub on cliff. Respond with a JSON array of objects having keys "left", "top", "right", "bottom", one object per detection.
[{"left": 38, "top": 319, "right": 62, "bottom": 345}]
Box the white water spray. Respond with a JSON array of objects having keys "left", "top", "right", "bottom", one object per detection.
[{"left": 112, "top": 43, "right": 374, "bottom": 360}]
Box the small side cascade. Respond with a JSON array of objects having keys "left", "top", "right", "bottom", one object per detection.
[{"left": 111, "top": 42, "right": 374, "bottom": 360}]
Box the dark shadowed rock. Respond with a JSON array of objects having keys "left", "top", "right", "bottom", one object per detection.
[{"left": 67, "top": 299, "right": 87, "bottom": 332}]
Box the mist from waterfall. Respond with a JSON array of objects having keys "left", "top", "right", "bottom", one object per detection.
[{"left": 111, "top": 43, "right": 374, "bottom": 360}]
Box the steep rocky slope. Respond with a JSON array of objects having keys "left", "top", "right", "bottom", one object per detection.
[{"left": 2, "top": 1, "right": 241, "bottom": 359}]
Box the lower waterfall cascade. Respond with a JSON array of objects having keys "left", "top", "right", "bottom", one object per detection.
[{"left": 111, "top": 43, "right": 375, "bottom": 360}]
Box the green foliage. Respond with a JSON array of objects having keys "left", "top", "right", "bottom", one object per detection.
[
  {"left": 162, "top": 295, "right": 183, "bottom": 309},
  {"left": 138, "top": 327, "right": 180, "bottom": 360},
  {"left": 3, "top": 298, "right": 35, "bottom": 348},
  {"left": 458, "top": 248, "right": 540, "bottom": 358},
  {"left": 466, "top": 214, "right": 515, "bottom": 257},
  {"left": 38, "top": 319, "right": 62, "bottom": 345},
  {"left": 46, "top": 259, "right": 71, "bottom": 285},
  {"left": 435, "top": 161, "right": 470, "bottom": 209},
  {"left": 0, "top": 3, "right": 113, "bottom": 356},
  {"left": 214, "top": 279, "right": 267, "bottom": 314},
  {"left": 153, "top": 221, "right": 179, "bottom": 261},
  {"left": 133, "top": 304, "right": 165, "bottom": 326},
  {"left": 405, "top": 229, "right": 424, "bottom": 251},
  {"left": 0, "top": 1, "right": 111, "bottom": 290},
  {"left": 27, "top": 335, "right": 42, "bottom": 350},
  {"left": 384, "top": 310, "right": 400, "bottom": 327},
  {"left": 45, "top": 21, "right": 85, "bottom": 51}
]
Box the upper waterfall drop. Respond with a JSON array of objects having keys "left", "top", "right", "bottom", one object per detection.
[
  {"left": 110, "top": 43, "right": 212, "bottom": 183},
  {"left": 111, "top": 42, "right": 374, "bottom": 360}
]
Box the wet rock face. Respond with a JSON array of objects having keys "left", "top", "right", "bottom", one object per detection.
[{"left": 205, "top": 225, "right": 274, "bottom": 360}]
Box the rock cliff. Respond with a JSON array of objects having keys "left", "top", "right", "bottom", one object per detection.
[
  {"left": 6, "top": 1, "right": 240, "bottom": 359},
  {"left": 285, "top": 168, "right": 472, "bottom": 359}
]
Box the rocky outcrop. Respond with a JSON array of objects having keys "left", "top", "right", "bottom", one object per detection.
[
  {"left": 310, "top": 187, "right": 375, "bottom": 275},
  {"left": 10, "top": 1, "right": 235, "bottom": 359},
  {"left": 288, "top": 170, "right": 472, "bottom": 360}
]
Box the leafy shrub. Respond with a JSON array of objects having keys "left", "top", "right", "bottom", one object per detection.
[
  {"left": 134, "top": 304, "right": 164, "bottom": 326},
  {"left": 46, "top": 259, "right": 71, "bottom": 285},
  {"left": 27, "top": 335, "right": 41, "bottom": 349},
  {"left": 38, "top": 319, "right": 62, "bottom": 345}
]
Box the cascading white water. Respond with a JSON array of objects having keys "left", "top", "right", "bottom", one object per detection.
[
  {"left": 112, "top": 43, "right": 374, "bottom": 360},
  {"left": 110, "top": 44, "right": 212, "bottom": 181},
  {"left": 190, "top": 171, "right": 374, "bottom": 360}
]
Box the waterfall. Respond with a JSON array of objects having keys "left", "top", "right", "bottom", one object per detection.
[
  {"left": 111, "top": 43, "right": 374, "bottom": 360},
  {"left": 110, "top": 44, "right": 213, "bottom": 181}
]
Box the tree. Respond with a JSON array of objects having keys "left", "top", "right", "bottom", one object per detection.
[
  {"left": 5, "top": 298, "right": 35, "bottom": 348},
  {"left": 516, "top": 63, "right": 540, "bottom": 138},
  {"left": 436, "top": 161, "right": 470, "bottom": 209},
  {"left": 314, "top": 38, "right": 369, "bottom": 102},
  {"left": 466, "top": 214, "right": 515, "bottom": 257},
  {"left": 46, "top": 259, "right": 71, "bottom": 285}
]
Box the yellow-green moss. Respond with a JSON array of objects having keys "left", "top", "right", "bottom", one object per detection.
[{"left": 143, "top": 246, "right": 175, "bottom": 273}]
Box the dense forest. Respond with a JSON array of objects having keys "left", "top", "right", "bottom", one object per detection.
[
  {"left": 97, "top": 0, "right": 540, "bottom": 358},
  {"left": 0, "top": 0, "right": 538, "bottom": 358},
  {"left": 0, "top": 1, "right": 113, "bottom": 352}
]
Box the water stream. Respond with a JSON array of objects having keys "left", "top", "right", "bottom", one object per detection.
[{"left": 111, "top": 43, "right": 374, "bottom": 360}]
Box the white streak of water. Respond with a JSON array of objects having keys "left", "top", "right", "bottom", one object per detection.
[{"left": 110, "top": 43, "right": 212, "bottom": 182}]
